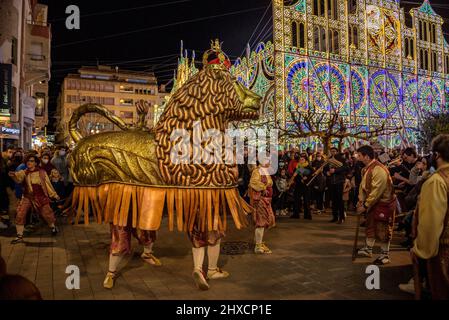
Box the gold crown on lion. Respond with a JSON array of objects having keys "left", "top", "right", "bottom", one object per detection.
[{"left": 202, "top": 39, "right": 231, "bottom": 70}]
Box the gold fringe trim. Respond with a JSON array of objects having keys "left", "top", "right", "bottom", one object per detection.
[{"left": 71, "top": 183, "right": 251, "bottom": 232}]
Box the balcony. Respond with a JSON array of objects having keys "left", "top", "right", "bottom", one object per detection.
[{"left": 24, "top": 22, "right": 51, "bottom": 85}]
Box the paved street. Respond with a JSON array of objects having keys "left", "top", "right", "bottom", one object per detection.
[{"left": 0, "top": 212, "right": 413, "bottom": 300}]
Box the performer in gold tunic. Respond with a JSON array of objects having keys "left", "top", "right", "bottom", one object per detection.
[
  {"left": 249, "top": 163, "right": 275, "bottom": 254},
  {"left": 356, "top": 145, "right": 397, "bottom": 265},
  {"left": 412, "top": 134, "right": 449, "bottom": 300}
]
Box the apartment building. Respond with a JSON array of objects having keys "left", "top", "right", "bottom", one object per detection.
[
  {"left": 57, "top": 65, "right": 167, "bottom": 144},
  {"left": 0, "top": 0, "right": 51, "bottom": 150}
]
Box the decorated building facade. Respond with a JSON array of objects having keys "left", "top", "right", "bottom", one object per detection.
[{"left": 231, "top": 0, "right": 449, "bottom": 147}]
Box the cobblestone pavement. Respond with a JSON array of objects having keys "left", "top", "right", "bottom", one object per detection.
[{"left": 0, "top": 212, "right": 413, "bottom": 300}]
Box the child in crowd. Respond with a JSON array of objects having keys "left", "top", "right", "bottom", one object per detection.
[{"left": 50, "top": 169, "right": 65, "bottom": 216}]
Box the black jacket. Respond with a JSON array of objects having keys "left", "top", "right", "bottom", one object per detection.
[{"left": 324, "top": 154, "right": 349, "bottom": 185}]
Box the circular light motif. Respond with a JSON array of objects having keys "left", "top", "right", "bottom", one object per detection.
[
  {"left": 286, "top": 60, "right": 309, "bottom": 110},
  {"left": 368, "top": 70, "right": 400, "bottom": 118},
  {"left": 404, "top": 78, "right": 418, "bottom": 118},
  {"left": 350, "top": 69, "right": 366, "bottom": 111},
  {"left": 310, "top": 64, "right": 346, "bottom": 112},
  {"left": 418, "top": 80, "right": 441, "bottom": 112}
]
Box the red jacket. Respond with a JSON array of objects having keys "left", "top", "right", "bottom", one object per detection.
[{"left": 288, "top": 159, "right": 299, "bottom": 176}]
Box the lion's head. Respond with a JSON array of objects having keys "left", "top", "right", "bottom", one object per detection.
[{"left": 154, "top": 47, "right": 261, "bottom": 187}]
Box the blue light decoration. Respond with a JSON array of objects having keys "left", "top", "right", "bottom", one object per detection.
[
  {"left": 228, "top": 0, "right": 448, "bottom": 147},
  {"left": 419, "top": 0, "right": 438, "bottom": 15}
]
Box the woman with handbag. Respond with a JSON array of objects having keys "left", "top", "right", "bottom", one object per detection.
[{"left": 249, "top": 162, "right": 275, "bottom": 254}]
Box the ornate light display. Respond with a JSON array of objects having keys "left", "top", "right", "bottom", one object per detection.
[{"left": 231, "top": 0, "right": 449, "bottom": 147}]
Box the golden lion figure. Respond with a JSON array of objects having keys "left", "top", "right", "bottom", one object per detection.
[{"left": 68, "top": 41, "right": 261, "bottom": 290}]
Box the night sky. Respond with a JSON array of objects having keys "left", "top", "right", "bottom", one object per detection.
[{"left": 41, "top": 0, "right": 449, "bottom": 132}]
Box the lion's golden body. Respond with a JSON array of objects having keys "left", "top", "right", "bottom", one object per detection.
[{"left": 68, "top": 65, "right": 260, "bottom": 232}]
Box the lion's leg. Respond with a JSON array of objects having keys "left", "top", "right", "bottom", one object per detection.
[{"left": 103, "top": 224, "right": 131, "bottom": 289}]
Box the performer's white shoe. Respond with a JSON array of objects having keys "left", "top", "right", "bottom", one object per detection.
[
  {"left": 398, "top": 278, "right": 415, "bottom": 295},
  {"left": 141, "top": 252, "right": 162, "bottom": 266},
  {"left": 193, "top": 270, "right": 210, "bottom": 291},
  {"left": 255, "top": 243, "right": 272, "bottom": 254},
  {"left": 103, "top": 271, "right": 118, "bottom": 289},
  {"left": 207, "top": 268, "right": 229, "bottom": 280},
  {"left": 357, "top": 247, "right": 373, "bottom": 258},
  {"left": 373, "top": 254, "right": 390, "bottom": 265}
]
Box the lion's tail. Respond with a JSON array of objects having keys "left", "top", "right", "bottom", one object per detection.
[{"left": 69, "top": 104, "right": 129, "bottom": 143}]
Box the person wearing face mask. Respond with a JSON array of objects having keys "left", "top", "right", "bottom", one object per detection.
[
  {"left": 39, "top": 153, "right": 56, "bottom": 176},
  {"left": 51, "top": 146, "right": 69, "bottom": 187},
  {"left": 411, "top": 134, "right": 449, "bottom": 300}
]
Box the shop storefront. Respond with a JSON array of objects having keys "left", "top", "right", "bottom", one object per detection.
[{"left": 0, "top": 125, "right": 20, "bottom": 151}]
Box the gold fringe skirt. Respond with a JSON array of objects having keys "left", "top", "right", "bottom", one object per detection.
[{"left": 71, "top": 183, "right": 251, "bottom": 232}]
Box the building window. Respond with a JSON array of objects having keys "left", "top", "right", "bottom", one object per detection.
[
  {"left": 405, "top": 37, "right": 415, "bottom": 59},
  {"left": 120, "top": 111, "right": 134, "bottom": 119},
  {"left": 313, "top": 0, "right": 318, "bottom": 15},
  {"left": 35, "top": 92, "right": 45, "bottom": 116},
  {"left": 431, "top": 51, "right": 437, "bottom": 72},
  {"left": 119, "top": 85, "right": 134, "bottom": 93},
  {"left": 320, "top": 27, "right": 326, "bottom": 52},
  {"left": 11, "top": 37, "right": 18, "bottom": 65},
  {"left": 103, "top": 97, "right": 114, "bottom": 105},
  {"left": 30, "top": 42, "right": 44, "bottom": 61},
  {"left": 313, "top": 27, "right": 327, "bottom": 52},
  {"left": 445, "top": 55, "right": 449, "bottom": 74},
  {"left": 431, "top": 23, "right": 437, "bottom": 43},
  {"left": 423, "top": 22, "right": 428, "bottom": 42},
  {"left": 348, "top": 0, "right": 357, "bottom": 14},
  {"left": 328, "top": 0, "right": 338, "bottom": 20},
  {"left": 418, "top": 21, "right": 422, "bottom": 41},
  {"left": 120, "top": 98, "right": 133, "bottom": 106},
  {"left": 330, "top": 29, "right": 339, "bottom": 54},
  {"left": 292, "top": 21, "right": 298, "bottom": 47},
  {"left": 423, "top": 49, "right": 429, "bottom": 71},
  {"left": 292, "top": 22, "right": 305, "bottom": 49},
  {"left": 313, "top": 0, "right": 325, "bottom": 17},
  {"left": 299, "top": 23, "right": 305, "bottom": 48},
  {"left": 349, "top": 24, "right": 358, "bottom": 49},
  {"left": 314, "top": 27, "right": 320, "bottom": 51}
]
